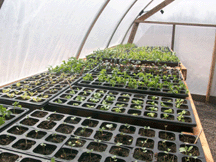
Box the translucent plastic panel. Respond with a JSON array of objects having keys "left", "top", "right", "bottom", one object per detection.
[
  {"left": 0, "top": 0, "right": 106, "bottom": 86},
  {"left": 79, "top": 0, "right": 134, "bottom": 58},
  {"left": 134, "top": 24, "right": 172, "bottom": 47},
  {"left": 175, "top": 26, "right": 215, "bottom": 95},
  {"left": 146, "top": 0, "right": 216, "bottom": 24},
  {"left": 110, "top": 1, "right": 152, "bottom": 46}
]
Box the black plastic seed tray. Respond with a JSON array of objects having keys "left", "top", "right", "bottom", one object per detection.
[
  {"left": 55, "top": 138, "right": 133, "bottom": 162},
  {"left": 0, "top": 109, "right": 205, "bottom": 162},
  {"left": 95, "top": 64, "right": 183, "bottom": 80},
  {"left": 0, "top": 75, "right": 91, "bottom": 109},
  {"left": 77, "top": 72, "right": 188, "bottom": 98},
  {"left": 0, "top": 149, "right": 50, "bottom": 162},
  {"left": 0, "top": 104, "right": 29, "bottom": 131},
  {"left": 0, "top": 110, "right": 134, "bottom": 161},
  {"left": 105, "top": 58, "right": 179, "bottom": 67},
  {"left": 88, "top": 56, "right": 180, "bottom": 67},
  {"left": 49, "top": 85, "right": 195, "bottom": 127},
  {"left": 0, "top": 66, "right": 99, "bottom": 109}
]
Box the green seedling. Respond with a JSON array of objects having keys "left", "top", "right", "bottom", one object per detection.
[
  {"left": 112, "top": 107, "right": 123, "bottom": 113},
  {"left": 75, "top": 95, "right": 85, "bottom": 102},
  {"left": 70, "top": 90, "right": 75, "bottom": 94},
  {"left": 106, "top": 95, "right": 115, "bottom": 101},
  {"left": 99, "top": 127, "right": 105, "bottom": 136},
  {"left": 40, "top": 143, "right": 46, "bottom": 154},
  {"left": 176, "top": 99, "right": 184, "bottom": 108},
  {"left": 106, "top": 124, "right": 113, "bottom": 130},
  {"left": 32, "top": 97, "right": 42, "bottom": 102},
  {"left": 89, "top": 98, "right": 99, "bottom": 103},
  {"left": 164, "top": 109, "right": 172, "bottom": 113},
  {"left": 134, "top": 105, "right": 142, "bottom": 109},
  {"left": 55, "top": 99, "right": 62, "bottom": 103},
  {"left": 163, "top": 113, "right": 169, "bottom": 119},
  {"left": 87, "top": 105, "right": 94, "bottom": 108},
  {"left": 147, "top": 112, "right": 155, "bottom": 118},
  {"left": 132, "top": 100, "right": 143, "bottom": 105},
  {"left": 65, "top": 95, "right": 71, "bottom": 99},
  {"left": 179, "top": 145, "right": 193, "bottom": 155}
]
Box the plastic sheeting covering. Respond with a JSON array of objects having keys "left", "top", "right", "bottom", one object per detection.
[
  {"left": 133, "top": 0, "right": 216, "bottom": 96},
  {"left": 0, "top": 0, "right": 106, "bottom": 86},
  {"left": 134, "top": 24, "right": 172, "bottom": 47},
  {"left": 0, "top": 0, "right": 215, "bottom": 97},
  {"left": 109, "top": 1, "right": 152, "bottom": 47},
  {"left": 79, "top": 0, "right": 134, "bottom": 58},
  {"left": 174, "top": 26, "right": 215, "bottom": 96}
]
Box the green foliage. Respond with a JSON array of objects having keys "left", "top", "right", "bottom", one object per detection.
[
  {"left": 87, "top": 45, "right": 179, "bottom": 62},
  {"left": 48, "top": 57, "right": 98, "bottom": 74},
  {"left": 0, "top": 105, "right": 12, "bottom": 126}
]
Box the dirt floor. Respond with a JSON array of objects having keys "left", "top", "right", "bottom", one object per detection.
[{"left": 194, "top": 101, "right": 216, "bottom": 161}]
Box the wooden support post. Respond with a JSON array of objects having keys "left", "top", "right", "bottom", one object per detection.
[
  {"left": 128, "top": 0, "right": 174, "bottom": 44},
  {"left": 206, "top": 32, "right": 216, "bottom": 102},
  {"left": 180, "top": 63, "right": 187, "bottom": 80},
  {"left": 137, "top": 0, "right": 174, "bottom": 21},
  {"left": 0, "top": 0, "right": 4, "bottom": 9},
  {"left": 128, "top": 22, "right": 139, "bottom": 44},
  {"left": 171, "top": 24, "right": 176, "bottom": 50}
]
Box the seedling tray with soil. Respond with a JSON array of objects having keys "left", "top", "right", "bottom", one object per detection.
[
  {"left": 77, "top": 69, "right": 188, "bottom": 98},
  {"left": 0, "top": 109, "right": 205, "bottom": 161},
  {"left": 95, "top": 63, "right": 183, "bottom": 80},
  {"left": 49, "top": 85, "right": 196, "bottom": 127},
  {"left": 0, "top": 104, "right": 29, "bottom": 131},
  {"left": 87, "top": 45, "right": 180, "bottom": 67},
  {"left": 0, "top": 72, "right": 81, "bottom": 108},
  {"left": 0, "top": 149, "right": 50, "bottom": 162},
  {"left": 0, "top": 65, "right": 99, "bottom": 108}
]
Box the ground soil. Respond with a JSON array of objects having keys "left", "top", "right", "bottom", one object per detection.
[{"left": 194, "top": 101, "right": 216, "bottom": 161}]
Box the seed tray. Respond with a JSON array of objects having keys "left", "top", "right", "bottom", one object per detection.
[
  {"left": 95, "top": 64, "right": 183, "bottom": 80},
  {"left": 0, "top": 109, "right": 205, "bottom": 162},
  {"left": 0, "top": 80, "right": 73, "bottom": 108},
  {"left": 0, "top": 104, "right": 29, "bottom": 131},
  {"left": 0, "top": 149, "right": 50, "bottom": 162},
  {"left": 54, "top": 138, "right": 133, "bottom": 162},
  {"left": 88, "top": 57, "right": 180, "bottom": 67},
  {"left": 0, "top": 110, "right": 134, "bottom": 161},
  {"left": 0, "top": 66, "right": 99, "bottom": 108},
  {"left": 77, "top": 70, "right": 188, "bottom": 98},
  {"left": 49, "top": 85, "right": 195, "bottom": 127}
]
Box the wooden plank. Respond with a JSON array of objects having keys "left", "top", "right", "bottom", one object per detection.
[
  {"left": 206, "top": 32, "right": 216, "bottom": 102},
  {"left": 127, "top": 22, "right": 139, "bottom": 44},
  {"left": 135, "top": 20, "right": 216, "bottom": 28},
  {"left": 180, "top": 63, "right": 187, "bottom": 80},
  {"left": 128, "top": 0, "right": 174, "bottom": 44},
  {"left": 121, "top": 0, "right": 154, "bottom": 44},
  {"left": 137, "top": 0, "right": 174, "bottom": 21},
  {"left": 0, "top": 0, "right": 4, "bottom": 9},
  {"left": 171, "top": 24, "right": 176, "bottom": 50},
  {"left": 183, "top": 80, "right": 214, "bottom": 162}
]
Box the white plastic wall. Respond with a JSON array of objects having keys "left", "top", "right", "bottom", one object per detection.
[
  {"left": 79, "top": 0, "right": 134, "bottom": 58},
  {"left": 0, "top": 0, "right": 106, "bottom": 86},
  {"left": 135, "top": 24, "right": 172, "bottom": 47},
  {"left": 175, "top": 26, "right": 215, "bottom": 96},
  {"left": 132, "top": 0, "right": 216, "bottom": 96},
  {"left": 109, "top": 1, "right": 152, "bottom": 46}
]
